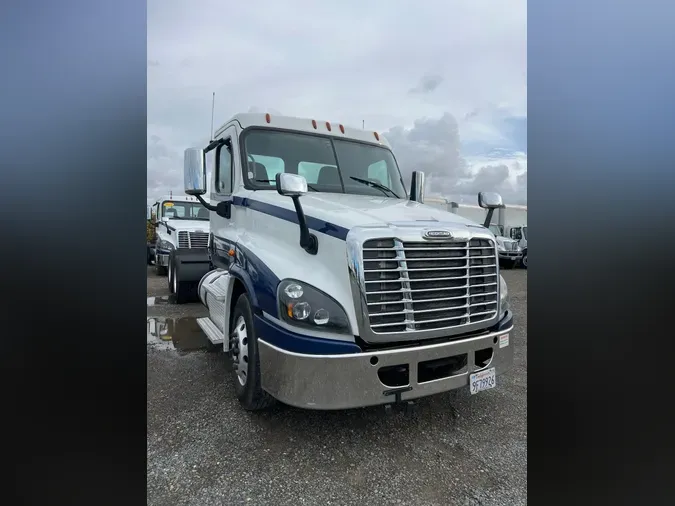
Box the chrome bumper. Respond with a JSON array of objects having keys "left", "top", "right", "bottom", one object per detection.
[
  {"left": 258, "top": 325, "right": 514, "bottom": 410},
  {"left": 498, "top": 251, "right": 522, "bottom": 260},
  {"left": 156, "top": 253, "right": 169, "bottom": 266}
]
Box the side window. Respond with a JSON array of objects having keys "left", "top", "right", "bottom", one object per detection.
[
  {"left": 368, "top": 160, "right": 389, "bottom": 186},
  {"left": 216, "top": 140, "right": 233, "bottom": 194},
  {"left": 153, "top": 203, "right": 159, "bottom": 221}
]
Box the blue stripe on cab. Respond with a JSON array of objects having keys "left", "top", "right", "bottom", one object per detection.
[
  {"left": 232, "top": 196, "right": 349, "bottom": 241},
  {"left": 254, "top": 314, "right": 361, "bottom": 355}
]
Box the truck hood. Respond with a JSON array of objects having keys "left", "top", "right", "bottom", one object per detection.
[
  {"left": 494, "top": 236, "right": 519, "bottom": 248},
  {"left": 250, "top": 191, "right": 486, "bottom": 231},
  {"left": 163, "top": 219, "right": 210, "bottom": 233}
]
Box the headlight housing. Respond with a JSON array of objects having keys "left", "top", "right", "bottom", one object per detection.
[
  {"left": 499, "top": 274, "right": 510, "bottom": 320},
  {"left": 277, "top": 279, "right": 352, "bottom": 335},
  {"left": 158, "top": 239, "right": 174, "bottom": 251}
]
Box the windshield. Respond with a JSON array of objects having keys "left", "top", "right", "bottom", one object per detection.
[
  {"left": 522, "top": 226, "right": 527, "bottom": 240},
  {"left": 489, "top": 224, "right": 504, "bottom": 237},
  {"left": 242, "top": 129, "right": 407, "bottom": 198},
  {"left": 161, "top": 201, "right": 209, "bottom": 220}
]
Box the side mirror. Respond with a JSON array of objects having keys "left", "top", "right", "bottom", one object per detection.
[
  {"left": 275, "top": 173, "right": 317, "bottom": 255},
  {"left": 409, "top": 170, "right": 425, "bottom": 203},
  {"left": 478, "top": 191, "right": 504, "bottom": 228},
  {"left": 478, "top": 191, "right": 504, "bottom": 209},
  {"left": 276, "top": 173, "right": 308, "bottom": 197},
  {"left": 184, "top": 147, "right": 207, "bottom": 196}
]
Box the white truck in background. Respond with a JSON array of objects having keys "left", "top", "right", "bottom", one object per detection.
[
  {"left": 426, "top": 199, "right": 527, "bottom": 269},
  {"left": 175, "top": 112, "right": 515, "bottom": 412},
  {"left": 497, "top": 205, "right": 527, "bottom": 269},
  {"left": 450, "top": 203, "right": 523, "bottom": 268},
  {"left": 146, "top": 194, "right": 212, "bottom": 301}
]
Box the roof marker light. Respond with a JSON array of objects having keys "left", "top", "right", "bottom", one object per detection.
[
  {"left": 311, "top": 119, "right": 317, "bottom": 129},
  {"left": 339, "top": 124, "right": 345, "bottom": 133},
  {"left": 265, "top": 113, "right": 271, "bottom": 123},
  {"left": 373, "top": 131, "right": 380, "bottom": 141},
  {"left": 325, "top": 122, "right": 332, "bottom": 132}
]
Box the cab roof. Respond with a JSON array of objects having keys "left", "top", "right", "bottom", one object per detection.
[
  {"left": 214, "top": 112, "right": 391, "bottom": 148},
  {"left": 156, "top": 195, "right": 200, "bottom": 203}
]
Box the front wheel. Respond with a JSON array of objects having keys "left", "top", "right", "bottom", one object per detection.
[
  {"left": 521, "top": 249, "right": 528, "bottom": 269},
  {"left": 167, "top": 256, "right": 175, "bottom": 293},
  {"left": 230, "top": 294, "right": 276, "bottom": 411},
  {"left": 171, "top": 254, "right": 191, "bottom": 304}
]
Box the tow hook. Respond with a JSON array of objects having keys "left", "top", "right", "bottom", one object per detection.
[{"left": 383, "top": 386, "right": 417, "bottom": 415}]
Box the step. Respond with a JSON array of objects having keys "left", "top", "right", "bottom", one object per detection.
[
  {"left": 196, "top": 317, "right": 225, "bottom": 345},
  {"left": 203, "top": 277, "right": 229, "bottom": 301}
]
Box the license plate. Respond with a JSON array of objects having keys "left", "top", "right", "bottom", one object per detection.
[{"left": 469, "top": 367, "right": 496, "bottom": 395}]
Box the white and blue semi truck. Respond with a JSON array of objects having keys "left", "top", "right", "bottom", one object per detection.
[{"left": 173, "top": 112, "right": 515, "bottom": 411}]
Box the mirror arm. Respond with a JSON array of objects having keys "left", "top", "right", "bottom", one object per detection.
[
  {"left": 290, "top": 196, "right": 318, "bottom": 255},
  {"left": 204, "top": 138, "right": 226, "bottom": 154},
  {"left": 195, "top": 194, "right": 218, "bottom": 212},
  {"left": 483, "top": 208, "right": 495, "bottom": 228}
]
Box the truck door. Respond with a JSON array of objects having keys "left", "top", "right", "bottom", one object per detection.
[{"left": 209, "top": 125, "right": 240, "bottom": 270}]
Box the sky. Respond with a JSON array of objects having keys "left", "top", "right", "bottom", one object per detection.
[{"left": 148, "top": 0, "right": 527, "bottom": 206}]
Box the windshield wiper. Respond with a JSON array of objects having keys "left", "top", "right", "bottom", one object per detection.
[
  {"left": 349, "top": 177, "right": 400, "bottom": 198},
  {"left": 256, "top": 179, "right": 319, "bottom": 192}
]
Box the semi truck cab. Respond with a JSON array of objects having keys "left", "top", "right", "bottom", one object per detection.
[
  {"left": 181, "top": 113, "right": 515, "bottom": 411},
  {"left": 504, "top": 225, "right": 527, "bottom": 268},
  {"left": 147, "top": 195, "right": 212, "bottom": 301}
]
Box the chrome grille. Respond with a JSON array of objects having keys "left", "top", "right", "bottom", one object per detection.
[
  {"left": 177, "top": 231, "right": 209, "bottom": 249},
  {"left": 503, "top": 241, "right": 516, "bottom": 251},
  {"left": 363, "top": 238, "right": 499, "bottom": 333}
]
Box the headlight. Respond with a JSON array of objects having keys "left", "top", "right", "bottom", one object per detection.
[
  {"left": 499, "top": 275, "right": 510, "bottom": 319},
  {"left": 158, "top": 239, "right": 174, "bottom": 251},
  {"left": 277, "top": 279, "right": 352, "bottom": 335}
]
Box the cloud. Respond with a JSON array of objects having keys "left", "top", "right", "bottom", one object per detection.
[
  {"left": 148, "top": 0, "right": 526, "bottom": 204},
  {"left": 383, "top": 112, "right": 527, "bottom": 204},
  {"left": 383, "top": 113, "right": 469, "bottom": 184},
  {"left": 409, "top": 74, "right": 444, "bottom": 95}
]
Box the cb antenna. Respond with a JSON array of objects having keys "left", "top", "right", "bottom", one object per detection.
[{"left": 210, "top": 92, "right": 216, "bottom": 141}]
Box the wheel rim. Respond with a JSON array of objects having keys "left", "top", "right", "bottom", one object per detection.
[
  {"left": 168, "top": 260, "right": 173, "bottom": 285},
  {"left": 231, "top": 316, "right": 249, "bottom": 386},
  {"left": 172, "top": 263, "right": 178, "bottom": 293},
  {"left": 523, "top": 254, "right": 527, "bottom": 267}
]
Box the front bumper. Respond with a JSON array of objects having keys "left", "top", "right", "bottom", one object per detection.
[
  {"left": 498, "top": 250, "right": 522, "bottom": 261},
  {"left": 258, "top": 313, "right": 515, "bottom": 410},
  {"left": 156, "top": 252, "right": 170, "bottom": 266}
]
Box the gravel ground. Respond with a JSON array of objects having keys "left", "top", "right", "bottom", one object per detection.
[{"left": 147, "top": 265, "right": 527, "bottom": 506}]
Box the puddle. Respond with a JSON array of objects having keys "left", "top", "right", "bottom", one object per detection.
[
  {"left": 147, "top": 295, "right": 177, "bottom": 306},
  {"left": 147, "top": 316, "right": 211, "bottom": 352}
]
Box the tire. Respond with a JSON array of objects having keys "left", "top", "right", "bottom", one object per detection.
[
  {"left": 521, "top": 249, "right": 528, "bottom": 269},
  {"left": 230, "top": 294, "right": 276, "bottom": 411},
  {"left": 147, "top": 246, "right": 152, "bottom": 265},
  {"left": 167, "top": 254, "right": 175, "bottom": 294},
  {"left": 172, "top": 254, "right": 191, "bottom": 304}
]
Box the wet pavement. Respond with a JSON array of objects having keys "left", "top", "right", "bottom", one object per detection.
[{"left": 147, "top": 265, "right": 528, "bottom": 506}]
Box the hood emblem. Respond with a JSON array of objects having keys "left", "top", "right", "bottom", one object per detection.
[{"left": 423, "top": 229, "right": 453, "bottom": 240}]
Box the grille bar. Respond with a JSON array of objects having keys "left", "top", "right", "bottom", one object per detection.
[
  {"left": 177, "top": 231, "right": 209, "bottom": 249},
  {"left": 362, "top": 237, "right": 499, "bottom": 333}
]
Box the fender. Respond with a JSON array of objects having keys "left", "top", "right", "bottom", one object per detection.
[
  {"left": 229, "top": 244, "right": 280, "bottom": 317},
  {"left": 211, "top": 235, "right": 280, "bottom": 317}
]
